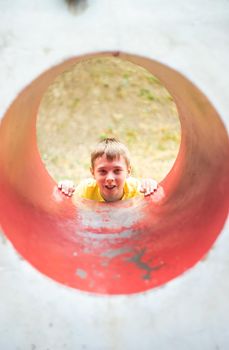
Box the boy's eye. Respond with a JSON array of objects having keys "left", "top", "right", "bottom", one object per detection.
[
  {"left": 98, "top": 170, "right": 106, "bottom": 175},
  {"left": 114, "top": 169, "right": 122, "bottom": 174}
]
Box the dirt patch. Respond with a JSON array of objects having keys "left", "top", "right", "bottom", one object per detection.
[{"left": 37, "top": 57, "right": 180, "bottom": 184}]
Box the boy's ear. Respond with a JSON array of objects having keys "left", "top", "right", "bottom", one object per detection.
[
  {"left": 90, "top": 167, "right": 95, "bottom": 177},
  {"left": 127, "top": 166, "right": 131, "bottom": 177}
]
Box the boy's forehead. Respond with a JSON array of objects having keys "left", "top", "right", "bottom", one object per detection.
[{"left": 94, "top": 154, "right": 127, "bottom": 168}]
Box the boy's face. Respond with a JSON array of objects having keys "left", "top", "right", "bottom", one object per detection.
[{"left": 91, "top": 154, "right": 131, "bottom": 202}]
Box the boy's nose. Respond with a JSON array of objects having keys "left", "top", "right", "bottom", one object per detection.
[{"left": 106, "top": 173, "right": 115, "bottom": 182}]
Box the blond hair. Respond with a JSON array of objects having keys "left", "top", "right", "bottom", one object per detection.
[{"left": 91, "top": 138, "right": 131, "bottom": 168}]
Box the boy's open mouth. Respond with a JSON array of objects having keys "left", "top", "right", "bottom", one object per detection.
[{"left": 105, "top": 185, "right": 116, "bottom": 190}]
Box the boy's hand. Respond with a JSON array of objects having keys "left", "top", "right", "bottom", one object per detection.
[
  {"left": 140, "top": 178, "right": 158, "bottom": 196},
  {"left": 58, "top": 180, "right": 75, "bottom": 197}
]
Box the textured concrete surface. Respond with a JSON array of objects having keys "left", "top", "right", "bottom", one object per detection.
[{"left": 0, "top": 1, "right": 229, "bottom": 349}]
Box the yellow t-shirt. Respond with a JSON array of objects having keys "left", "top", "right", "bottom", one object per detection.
[{"left": 75, "top": 177, "right": 141, "bottom": 201}]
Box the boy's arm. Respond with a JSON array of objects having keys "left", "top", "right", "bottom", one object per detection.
[{"left": 139, "top": 178, "right": 158, "bottom": 196}]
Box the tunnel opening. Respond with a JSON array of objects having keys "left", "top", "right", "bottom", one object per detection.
[
  {"left": 0, "top": 52, "right": 228, "bottom": 295},
  {"left": 36, "top": 55, "right": 181, "bottom": 190}
]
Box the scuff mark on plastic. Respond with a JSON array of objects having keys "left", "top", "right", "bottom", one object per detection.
[{"left": 127, "top": 248, "right": 165, "bottom": 280}]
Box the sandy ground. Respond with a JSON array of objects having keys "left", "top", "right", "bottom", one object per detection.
[{"left": 37, "top": 56, "right": 180, "bottom": 184}]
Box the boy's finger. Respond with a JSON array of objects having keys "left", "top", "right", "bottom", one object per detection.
[
  {"left": 140, "top": 186, "right": 146, "bottom": 193},
  {"left": 150, "top": 185, "right": 157, "bottom": 193},
  {"left": 69, "top": 189, "right": 75, "bottom": 196},
  {"left": 144, "top": 191, "right": 150, "bottom": 196},
  {"left": 150, "top": 184, "right": 157, "bottom": 193}
]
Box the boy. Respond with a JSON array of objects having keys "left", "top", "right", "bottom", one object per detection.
[{"left": 58, "top": 138, "right": 158, "bottom": 202}]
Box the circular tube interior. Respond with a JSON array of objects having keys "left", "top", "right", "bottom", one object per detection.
[{"left": 0, "top": 52, "right": 228, "bottom": 295}]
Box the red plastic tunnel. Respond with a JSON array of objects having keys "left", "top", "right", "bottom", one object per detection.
[{"left": 0, "top": 52, "right": 228, "bottom": 295}]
